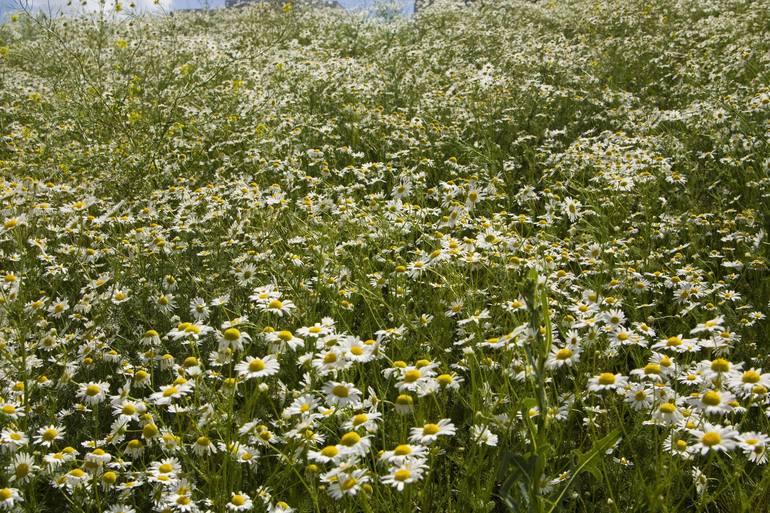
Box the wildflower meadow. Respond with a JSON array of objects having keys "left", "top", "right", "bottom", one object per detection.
[{"left": 0, "top": 0, "right": 769, "bottom": 511}]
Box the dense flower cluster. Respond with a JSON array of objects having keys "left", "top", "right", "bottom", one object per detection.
[{"left": 0, "top": 0, "right": 768, "bottom": 511}]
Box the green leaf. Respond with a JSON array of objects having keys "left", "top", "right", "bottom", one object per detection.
[
  {"left": 546, "top": 429, "right": 622, "bottom": 513},
  {"left": 574, "top": 428, "right": 622, "bottom": 480}
]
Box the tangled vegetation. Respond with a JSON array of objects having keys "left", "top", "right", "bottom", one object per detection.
[{"left": 0, "top": 0, "right": 769, "bottom": 511}]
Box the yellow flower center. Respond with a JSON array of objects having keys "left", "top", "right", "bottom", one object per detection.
[
  {"left": 711, "top": 359, "right": 730, "bottom": 373},
  {"left": 395, "top": 394, "right": 412, "bottom": 406},
  {"left": 231, "top": 495, "right": 246, "bottom": 506},
  {"left": 323, "top": 353, "right": 337, "bottom": 364},
  {"left": 15, "top": 464, "right": 29, "bottom": 477},
  {"left": 352, "top": 414, "right": 368, "bottom": 426},
  {"left": 268, "top": 299, "right": 283, "bottom": 309},
  {"left": 248, "top": 359, "right": 266, "bottom": 372},
  {"left": 743, "top": 370, "right": 761, "bottom": 383},
  {"left": 659, "top": 403, "right": 676, "bottom": 414},
  {"left": 163, "top": 386, "right": 178, "bottom": 398},
  {"left": 320, "top": 445, "right": 339, "bottom": 458},
  {"left": 394, "top": 444, "right": 412, "bottom": 456},
  {"left": 702, "top": 432, "right": 721, "bottom": 447},
  {"left": 423, "top": 423, "right": 440, "bottom": 435},
  {"left": 223, "top": 328, "right": 240, "bottom": 341},
  {"left": 158, "top": 463, "right": 173, "bottom": 474},
  {"left": 42, "top": 428, "right": 59, "bottom": 441},
  {"left": 350, "top": 346, "right": 364, "bottom": 356},
  {"left": 598, "top": 373, "right": 616, "bottom": 385},
  {"left": 394, "top": 469, "right": 411, "bottom": 481},
  {"left": 666, "top": 336, "right": 682, "bottom": 347},
  {"left": 340, "top": 432, "right": 361, "bottom": 446},
  {"left": 0, "top": 489, "right": 12, "bottom": 500},
  {"left": 184, "top": 324, "right": 201, "bottom": 334},
  {"left": 644, "top": 363, "right": 661, "bottom": 375},
  {"left": 342, "top": 478, "right": 357, "bottom": 490},
  {"left": 277, "top": 331, "right": 293, "bottom": 341},
  {"left": 332, "top": 385, "right": 349, "bottom": 398},
  {"left": 404, "top": 370, "right": 421, "bottom": 383},
  {"left": 701, "top": 391, "right": 721, "bottom": 406},
  {"left": 556, "top": 348, "right": 573, "bottom": 360},
  {"left": 85, "top": 385, "right": 101, "bottom": 396}
]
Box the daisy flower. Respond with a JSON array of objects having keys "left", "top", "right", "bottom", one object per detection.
[
  {"left": 729, "top": 368, "right": 770, "bottom": 397},
  {"left": 266, "top": 330, "right": 304, "bottom": 351},
  {"left": 689, "top": 423, "right": 739, "bottom": 455},
  {"left": 322, "top": 381, "right": 362, "bottom": 408},
  {"left": 739, "top": 432, "right": 769, "bottom": 464},
  {"left": 34, "top": 425, "right": 65, "bottom": 447},
  {"left": 396, "top": 365, "right": 436, "bottom": 392},
  {"left": 234, "top": 355, "right": 280, "bottom": 380},
  {"left": 153, "top": 293, "right": 177, "bottom": 314},
  {"left": 140, "top": 329, "right": 161, "bottom": 347},
  {"left": 663, "top": 432, "right": 693, "bottom": 460},
  {"left": 227, "top": 492, "right": 253, "bottom": 511},
  {"left": 688, "top": 389, "right": 736, "bottom": 416},
  {"left": 78, "top": 382, "right": 110, "bottom": 405},
  {"left": 587, "top": 372, "right": 628, "bottom": 393},
  {"left": 167, "top": 322, "right": 214, "bottom": 342},
  {"left": 311, "top": 349, "right": 350, "bottom": 376},
  {"left": 342, "top": 411, "right": 382, "bottom": 433},
  {"left": 283, "top": 394, "right": 319, "bottom": 418},
  {"left": 297, "top": 323, "right": 332, "bottom": 338},
  {"left": 189, "top": 297, "right": 210, "bottom": 321},
  {"left": 409, "top": 419, "right": 456, "bottom": 444},
  {"left": 380, "top": 443, "right": 428, "bottom": 464},
  {"left": 7, "top": 453, "right": 36, "bottom": 483},
  {"left": 690, "top": 316, "right": 724, "bottom": 334},
  {"left": 261, "top": 298, "right": 295, "bottom": 317},
  {"left": 471, "top": 424, "right": 499, "bottom": 447},
  {"left": 651, "top": 334, "right": 700, "bottom": 353},
  {"left": 269, "top": 501, "right": 295, "bottom": 513},
  {"left": 150, "top": 382, "right": 193, "bottom": 405},
  {"left": 191, "top": 435, "right": 217, "bottom": 457},
  {"left": 337, "top": 431, "right": 371, "bottom": 457},
  {"left": 217, "top": 327, "right": 251, "bottom": 352},
  {"left": 341, "top": 336, "right": 376, "bottom": 363},
  {"left": 111, "top": 287, "right": 130, "bottom": 305},
  {"left": 325, "top": 468, "right": 369, "bottom": 499},
  {"left": 381, "top": 459, "right": 428, "bottom": 491},
  {"left": 648, "top": 402, "right": 683, "bottom": 426},
  {"left": 0, "top": 403, "right": 22, "bottom": 420},
  {"left": 0, "top": 487, "right": 22, "bottom": 509},
  {"left": 546, "top": 345, "right": 581, "bottom": 369}
]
